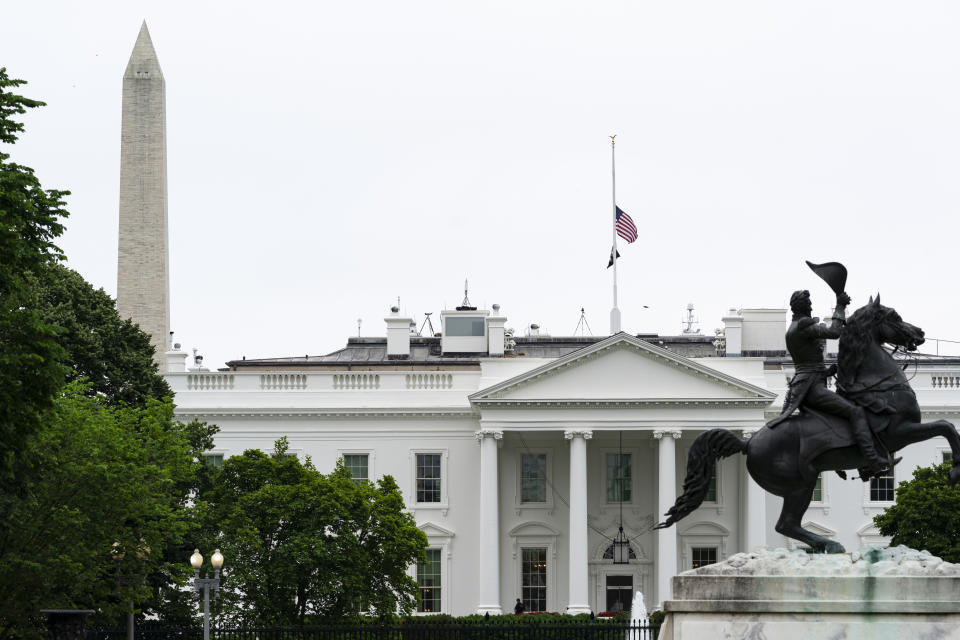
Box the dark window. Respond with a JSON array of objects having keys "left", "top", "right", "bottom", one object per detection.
[
  {"left": 692, "top": 546, "right": 718, "bottom": 569},
  {"left": 521, "top": 454, "right": 547, "bottom": 503},
  {"left": 416, "top": 454, "right": 442, "bottom": 503},
  {"left": 605, "top": 575, "right": 633, "bottom": 613},
  {"left": 811, "top": 473, "right": 823, "bottom": 502},
  {"left": 703, "top": 465, "right": 717, "bottom": 502},
  {"left": 606, "top": 453, "right": 632, "bottom": 502},
  {"left": 521, "top": 548, "right": 547, "bottom": 612},
  {"left": 602, "top": 543, "right": 637, "bottom": 560},
  {"left": 870, "top": 469, "right": 895, "bottom": 502},
  {"left": 445, "top": 317, "right": 485, "bottom": 336},
  {"left": 343, "top": 454, "right": 368, "bottom": 482},
  {"left": 204, "top": 454, "right": 223, "bottom": 469},
  {"left": 417, "top": 548, "right": 441, "bottom": 612}
]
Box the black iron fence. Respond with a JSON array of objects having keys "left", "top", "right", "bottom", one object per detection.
[{"left": 88, "top": 623, "right": 659, "bottom": 640}]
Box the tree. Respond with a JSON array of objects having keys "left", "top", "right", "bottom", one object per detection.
[
  {"left": 873, "top": 462, "right": 960, "bottom": 562},
  {"left": 0, "top": 69, "right": 212, "bottom": 634},
  {"left": 201, "top": 439, "right": 427, "bottom": 624},
  {"left": 0, "top": 385, "right": 198, "bottom": 639},
  {"left": 29, "top": 262, "right": 171, "bottom": 407},
  {"left": 0, "top": 67, "right": 69, "bottom": 489}
]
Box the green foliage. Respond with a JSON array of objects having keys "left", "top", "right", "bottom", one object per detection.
[
  {"left": 0, "top": 69, "right": 214, "bottom": 636},
  {"left": 0, "top": 68, "right": 69, "bottom": 490},
  {"left": 874, "top": 462, "right": 960, "bottom": 562},
  {"left": 29, "top": 262, "right": 171, "bottom": 407},
  {"left": 0, "top": 385, "right": 198, "bottom": 638},
  {"left": 200, "top": 440, "right": 427, "bottom": 624}
]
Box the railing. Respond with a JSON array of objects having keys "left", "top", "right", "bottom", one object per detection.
[
  {"left": 167, "top": 371, "right": 482, "bottom": 394},
  {"left": 931, "top": 375, "right": 960, "bottom": 389},
  {"left": 333, "top": 373, "right": 380, "bottom": 390},
  {"left": 406, "top": 373, "right": 453, "bottom": 390},
  {"left": 89, "top": 622, "right": 660, "bottom": 640},
  {"left": 187, "top": 373, "right": 235, "bottom": 391},
  {"left": 261, "top": 373, "right": 308, "bottom": 390}
]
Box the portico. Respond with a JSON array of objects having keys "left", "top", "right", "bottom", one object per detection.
[{"left": 469, "top": 333, "right": 775, "bottom": 612}]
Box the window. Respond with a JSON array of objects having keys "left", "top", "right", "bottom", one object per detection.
[
  {"left": 811, "top": 473, "right": 823, "bottom": 502},
  {"left": 870, "top": 468, "right": 895, "bottom": 502},
  {"left": 521, "top": 548, "right": 547, "bottom": 612},
  {"left": 602, "top": 543, "right": 636, "bottom": 560},
  {"left": 416, "top": 454, "right": 442, "bottom": 503},
  {"left": 343, "top": 454, "right": 368, "bottom": 482},
  {"left": 606, "top": 453, "right": 632, "bottom": 503},
  {"left": 521, "top": 454, "right": 547, "bottom": 503},
  {"left": 691, "top": 546, "right": 718, "bottom": 569},
  {"left": 417, "top": 549, "right": 441, "bottom": 613},
  {"left": 445, "top": 317, "right": 485, "bottom": 336},
  {"left": 943, "top": 450, "right": 952, "bottom": 464},
  {"left": 703, "top": 465, "right": 717, "bottom": 502},
  {"left": 605, "top": 575, "right": 633, "bottom": 613},
  {"left": 203, "top": 454, "right": 223, "bottom": 469}
]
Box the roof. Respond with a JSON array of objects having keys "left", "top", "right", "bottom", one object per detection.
[{"left": 223, "top": 333, "right": 720, "bottom": 370}]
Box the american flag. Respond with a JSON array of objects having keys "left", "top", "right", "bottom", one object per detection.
[{"left": 615, "top": 206, "right": 638, "bottom": 243}]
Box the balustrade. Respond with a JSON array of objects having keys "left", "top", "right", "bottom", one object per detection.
[
  {"left": 260, "top": 374, "right": 308, "bottom": 390},
  {"left": 405, "top": 373, "right": 453, "bottom": 389},
  {"left": 332, "top": 373, "right": 380, "bottom": 390},
  {"left": 931, "top": 374, "right": 960, "bottom": 389},
  {"left": 186, "top": 373, "right": 234, "bottom": 391}
]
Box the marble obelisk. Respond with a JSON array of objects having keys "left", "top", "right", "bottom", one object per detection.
[{"left": 117, "top": 21, "right": 170, "bottom": 364}]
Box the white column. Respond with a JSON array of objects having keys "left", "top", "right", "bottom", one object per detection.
[
  {"left": 654, "top": 429, "right": 681, "bottom": 608},
  {"left": 475, "top": 429, "right": 503, "bottom": 615},
  {"left": 564, "top": 428, "right": 593, "bottom": 614},
  {"left": 741, "top": 429, "right": 766, "bottom": 551}
]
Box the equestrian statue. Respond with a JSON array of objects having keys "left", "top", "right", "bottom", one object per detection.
[{"left": 655, "top": 261, "right": 960, "bottom": 553}]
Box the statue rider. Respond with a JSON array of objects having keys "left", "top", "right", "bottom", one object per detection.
[{"left": 768, "top": 288, "right": 892, "bottom": 480}]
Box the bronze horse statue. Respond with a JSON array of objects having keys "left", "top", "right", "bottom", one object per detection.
[{"left": 656, "top": 296, "right": 960, "bottom": 553}]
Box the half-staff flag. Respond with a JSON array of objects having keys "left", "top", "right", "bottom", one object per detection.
[{"left": 615, "top": 206, "right": 638, "bottom": 243}]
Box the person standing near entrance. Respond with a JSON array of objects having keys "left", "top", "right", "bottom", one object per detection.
[{"left": 514, "top": 598, "right": 525, "bottom": 615}]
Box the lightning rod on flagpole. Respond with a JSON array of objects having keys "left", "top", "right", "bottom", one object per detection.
[{"left": 610, "top": 135, "right": 621, "bottom": 334}]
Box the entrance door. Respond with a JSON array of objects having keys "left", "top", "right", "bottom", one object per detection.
[{"left": 605, "top": 575, "right": 633, "bottom": 613}]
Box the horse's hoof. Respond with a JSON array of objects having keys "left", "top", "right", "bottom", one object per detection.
[
  {"left": 824, "top": 541, "right": 846, "bottom": 554},
  {"left": 949, "top": 466, "right": 960, "bottom": 487}
]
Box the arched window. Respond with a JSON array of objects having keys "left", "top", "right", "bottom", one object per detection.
[{"left": 602, "top": 543, "right": 636, "bottom": 560}]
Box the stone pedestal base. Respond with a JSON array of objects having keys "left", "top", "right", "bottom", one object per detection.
[{"left": 660, "top": 546, "right": 960, "bottom": 640}]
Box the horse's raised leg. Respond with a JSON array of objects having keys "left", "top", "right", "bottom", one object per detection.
[
  {"left": 886, "top": 419, "right": 960, "bottom": 485},
  {"left": 775, "top": 482, "right": 846, "bottom": 553}
]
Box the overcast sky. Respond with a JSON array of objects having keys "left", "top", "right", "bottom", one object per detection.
[{"left": 5, "top": 1, "right": 960, "bottom": 368}]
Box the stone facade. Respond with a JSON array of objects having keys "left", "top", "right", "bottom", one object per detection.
[
  {"left": 661, "top": 546, "right": 960, "bottom": 638},
  {"left": 117, "top": 22, "right": 169, "bottom": 362}
]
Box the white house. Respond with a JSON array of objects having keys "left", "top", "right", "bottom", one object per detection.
[{"left": 163, "top": 302, "right": 960, "bottom": 615}]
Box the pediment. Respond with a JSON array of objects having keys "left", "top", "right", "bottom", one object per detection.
[
  {"left": 509, "top": 521, "right": 560, "bottom": 537},
  {"left": 419, "top": 522, "right": 455, "bottom": 538},
  {"left": 679, "top": 521, "right": 731, "bottom": 537},
  {"left": 800, "top": 520, "right": 837, "bottom": 537},
  {"left": 471, "top": 333, "right": 775, "bottom": 406}
]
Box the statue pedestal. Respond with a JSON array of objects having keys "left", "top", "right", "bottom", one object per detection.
[{"left": 660, "top": 546, "right": 960, "bottom": 640}]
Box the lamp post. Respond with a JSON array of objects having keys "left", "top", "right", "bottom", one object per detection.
[
  {"left": 112, "top": 542, "right": 147, "bottom": 640},
  {"left": 190, "top": 548, "right": 223, "bottom": 640}
]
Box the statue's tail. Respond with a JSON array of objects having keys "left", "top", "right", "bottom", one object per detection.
[{"left": 654, "top": 429, "right": 747, "bottom": 530}]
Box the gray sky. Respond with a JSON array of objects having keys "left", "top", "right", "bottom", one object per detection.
[{"left": 5, "top": 1, "right": 960, "bottom": 368}]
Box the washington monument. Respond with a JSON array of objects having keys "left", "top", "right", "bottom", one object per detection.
[{"left": 117, "top": 21, "right": 170, "bottom": 363}]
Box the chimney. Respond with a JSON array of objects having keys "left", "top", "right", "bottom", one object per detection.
[
  {"left": 722, "top": 309, "right": 743, "bottom": 356},
  {"left": 486, "top": 303, "right": 506, "bottom": 356},
  {"left": 385, "top": 306, "right": 412, "bottom": 359},
  {"left": 165, "top": 336, "right": 187, "bottom": 372}
]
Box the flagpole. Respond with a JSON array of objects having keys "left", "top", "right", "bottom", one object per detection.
[{"left": 610, "top": 135, "right": 621, "bottom": 334}]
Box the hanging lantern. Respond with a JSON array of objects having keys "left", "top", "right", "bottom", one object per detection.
[{"left": 612, "top": 526, "right": 630, "bottom": 564}]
